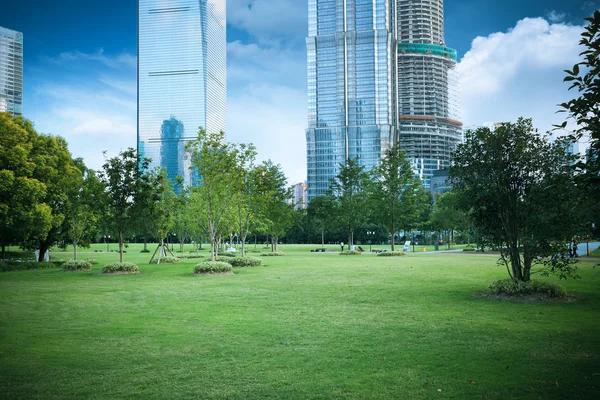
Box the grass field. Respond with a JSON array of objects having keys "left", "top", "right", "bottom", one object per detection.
[{"left": 1, "top": 244, "right": 599, "bottom": 399}]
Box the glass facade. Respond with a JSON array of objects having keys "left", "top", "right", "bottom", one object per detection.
[
  {"left": 396, "top": 0, "right": 462, "bottom": 188},
  {"left": 138, "top": 0, "right": 226, "bottom": 188},
  {"left": 0, "top": 27, "right": 23, "bottom": 116},
  {"left": 306, "top": 0, "right": 397, "bottom": 200}
]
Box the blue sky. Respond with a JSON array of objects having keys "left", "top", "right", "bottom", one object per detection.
[{"left": 1, "top": 0, "right": 598, "bottom": 183}]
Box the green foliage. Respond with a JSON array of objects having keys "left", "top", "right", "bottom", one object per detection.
[
  {"left": 488, "top": 279, "right": 566, "bottom": 298},
  {"left": 376, "top": 251, "right": 407, "bottom": 257},
  {"left": 0, "top": 261, "right": 57, "bottom": 272},
  {"left": 217, "top": 252, "right": 238, "bottom": 258},
  {"left": 227, "top": 256, "right": 262, "bottom": 267},
  {"left": 180, "top": 254, "right": 204, "bottom": 259},
  {"left": 451, "top": 118, "right": 581, "bottom": 281},
  {"left": 328, "top": 158, "right": 370, "bottom": 246},
  {"left": 62, "top": 260, "right": 92, "bottom": 271},
  {"left": 193, "top": 261, "right": 232, "bottom": 274},
  {"left": 370, "top": 144, "right": 426, "bottom": 250},
  {"left": 260, "top": 252, "right": 285, "bottom": 256},
  {"left": 149, "top": 256, "right": 180, "bottom": 264},
  {"left": 306, "top": 196, "right": 336, "bottom": 248},
  {"left": 339, "top": 250, "right": 361, "bottom": 256},
  {"left": 140, "top": 249, "right": 151, "bottom": 253},
  {"left": 101, "top": 262, "right": 139, "bottom": 274}
]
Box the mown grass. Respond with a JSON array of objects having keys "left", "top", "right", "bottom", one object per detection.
[{"left": 0, "top": 244, "right": 599, "bottom": 399}]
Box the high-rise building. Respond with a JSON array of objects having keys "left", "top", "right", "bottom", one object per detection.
[
  {"left": 305, "top": 0, "right": 398, "bottom": 200},
  {"left": 138, "top": 0, "right": 226, "bottom": 188},
  {"left": 289, "top": 182, "right": 308, "bottom": 210},
  {"left": 396, "top": 0, "right": 462, "bottom": 188},
  {"left": 0, "top": 27, "right": 23, "bottom": 116}
]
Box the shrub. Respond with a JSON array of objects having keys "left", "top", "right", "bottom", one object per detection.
[
  {"left": 0, "top": 262, "right": 58, "bottom": 272},
  {"left": 463, "top": 248, "right": 475, "bottom": 252},
  {"left": 260, "top": 252, "right": 286, "bottom": 256},
  {"left": 180, "top": 254, "right": 205, "bottom": 259},
  {"left": 102, "top": 262, "right": 139, "bottom": 274},
  {"left": 488, "top": 279, "right": 566, "bottom": 298},
  {"left": 339, "top": 250, "right": 361, "bottom": 256},
  {"left": 62, "top": 260, "right": 92, "bottom": 271},
  {"left": 377, "top": 251, "right": 407, "bottom": 257},
  {"left": 217, "top": 252, "right": 238, "bottom": 258},
  {"left": 248, "top": 249, "right": 262, "bottom": 254},
  {"left": 194, "top": 261, "right": 233, "bottom": 274},
  {"left": 228, "top": 256, "right": 262, "bottom": 267},
  {"left": 140, "top": 249, "right": 150, "bottom": 253},
  {"left": 149, "top": 256, "right": 180, "bottom": 264}
]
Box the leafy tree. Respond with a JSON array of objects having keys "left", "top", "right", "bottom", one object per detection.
[
  {"left": 143, "top": 168, "right": 176, "bottom": 263},
  {"left": 328, "top": 158, "right": 370, "bottom": 247},
  {"left": 451, "top": 118, "right": 581, "bottom": 281},
  {"left": 306, "top": 196, "right": 336, "bottom": 249},
  {"left": 100, "top": 148, "right": 150, "bottom": 263},
  {"left": 429, "top": 191, "right": 468, "bottom": 249},
  {"left": 370, "top": 144, "right": 425, "bottom": 251},
  {"left": 255, "top": 160, "right": 293, "bottom": 252},
  {"left": 30, "top": 130, "right": 82, "bottom": 261},
  {"left": 232, "top": 144, "right": 258, "bottom": 256},
  {"left": 559, "top": 10, "right": 600, "bottom": 238},
  {"left": 187, "top": 129, "right": 241, "bottom": 261},
  {"left": 0, "top": 114, "right": 52, "bottom": 258},
  {"left": 65, "top": 160, "right": 106, "bottom": 260}
]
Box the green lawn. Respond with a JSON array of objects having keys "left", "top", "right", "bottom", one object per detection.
[{"left": 1, "top": 245, "right": 599, "bottom": 399}]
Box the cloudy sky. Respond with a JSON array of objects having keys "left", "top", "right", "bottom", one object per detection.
[{"left": 1, "top": 0, "right": 598, "bottom": 184}]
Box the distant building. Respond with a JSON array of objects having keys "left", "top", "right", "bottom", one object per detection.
[
  {"left": 430, "top": 169, "right": 452, "bottom": 196},
  {"left": 0, "top": 27, "right": 23, "bottom": 116},
  {"left": 290, "top": 182, "right": 308, "bottom": 210},
  {"left": 138, "top": 0, "right": 226, "bottom": 188}
]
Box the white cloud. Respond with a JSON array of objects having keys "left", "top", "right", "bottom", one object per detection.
[
  {"left": 546, "top": 10, "right": 566, "bottom": 23},
  {"left": 457, "top": 17, "right": 584, "bottom": 133},
  {"left": 44, "top": 49, "right": 136, "bottom": 70}
]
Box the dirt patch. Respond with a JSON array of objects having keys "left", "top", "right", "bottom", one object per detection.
[
  {"left": 472, "top": 292, "right": 577, "bottom": 303},
  {"left": 101, "top": 271, "right": 140, "bottom": 276},
  {"left": 193, "top": 272, "right": 234, "bottom": 277}
]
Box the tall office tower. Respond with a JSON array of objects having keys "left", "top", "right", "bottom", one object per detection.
[
  {"left": 306, "top": 0, "right": 398, "bottom": 200},
  {"left": 138, "top": 0, "right": 226, "bottom": 188},
  {"left": 396, "top": 0, "right": 462, "bottom": 188},
  {"left": 0, "top": 27, "right": 23, "bottom": 116}
]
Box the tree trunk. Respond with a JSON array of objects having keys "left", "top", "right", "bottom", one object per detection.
[
  {"left": 39, "top": 240, "right": 51, "bottom": 263},
  {"left": 523, "top": 246, "right": 532, "bottom": 281},
  {"left": 1, "top": 242, "right": 5, "bottom": 259},
  {"left": 391, "top": 231, "right": 395, "bottom": 252},
  {"left": 157, "top": 239, "right": 164, "bottom": 264},
  {"left": 509, "top": 243, "right": 522, "bottom": 281},
  {"left": 321, "top": 229, "right": 325, "bottom": 249},
  {"left": 73, "top": 240, "right": 78, "bottom": 261},
  {"left": 143, "top": 237, "right": 148, "bottom": 252},
  {"left": 119, "top": 233, "right": 124, "bottom": 263}
]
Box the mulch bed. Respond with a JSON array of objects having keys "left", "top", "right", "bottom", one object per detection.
[{"left": 472, "top": 292, "right": 577, "bottom": 303}]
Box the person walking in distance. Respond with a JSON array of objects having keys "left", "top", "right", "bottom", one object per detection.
[{"left": 340, "top": 242, "right": 345, "bottom": 252}]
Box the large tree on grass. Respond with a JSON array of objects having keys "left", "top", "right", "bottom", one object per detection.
[
  {"left": 370, "top": 144, "right": 425, "bottom": 251},
  {"left": 328, "top": 158, "right": 370, "bottom": 247},
  {"left": 451, "top": 118, "right": 581, "bottom": 281},
  {"left": 100, "top": 148, "right": 150, "bottom": 263},
  {"left": 306, "top": 196, "right": 336, "bottom": 249}
]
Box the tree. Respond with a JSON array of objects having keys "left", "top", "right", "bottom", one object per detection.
[
  {"left": 30, "top": 130, "right": 82, "bottom": 262},
  {"left": 142, "top": 168, "right": 176, "bottom": 264},
  {"left": 0, "top": 114, "right": 52, "bottom": 258},
  {"left": 187, "top": 129, "right": 241, "bottom": 261},
  {"left": 429, "top": 191, "right": 468, "bottom": 249},
  {"left": 558, "top": 10, "right": 600, "bottom": 239},
  {"left": 255, "top": 160, "right": 292, "bottom": 252},
  {"left": 451, "top": 118, "right": 581, "bottom": 281},
  {"left": 100, "top": 148, "right": 150, "bottom": 263},
  {"left": 66, "top": 161, "right": 106, "bottom": 260},
  {"left": 370, "top": 144, "right": 425, "bottom": 251},
  {"left": 306, "top": 196, "right": 336, "bottom": 249},
  {"left": 232, "top": 144, "right": 258, "bottom": 256},
  {"left": 328, "top": 158, "right": 370, "bottom": 247}
]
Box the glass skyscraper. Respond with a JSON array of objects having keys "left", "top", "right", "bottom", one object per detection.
[
  {"left": 396, "top": 0, "right": 462, "bottom": 188},
  {"left": 138, "top": 0, "right": 226, "bottom": 188},
  {"left": 0, "top": 27, "right": 23, "bottom": 116},
  {"left": 306, "top": 0, "right": 398, "bottom": 200}
]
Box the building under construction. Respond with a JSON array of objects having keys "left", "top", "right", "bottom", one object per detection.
[{"left": 396, "top": 0, "right": 462, "bottom": 188}]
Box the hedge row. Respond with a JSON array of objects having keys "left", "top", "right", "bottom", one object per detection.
[
  {"left": 339, "top": 250, "right": 361, "bottom": 256},
  {"left": 0, "top": 262, "right": 58, "bottom": 272},
  {"left": 62, "top": 260, "right": 92, "bottom": 271},
  {"left": 260, "top": 252, "right": 285, "bottom": 257},
  {"left": 377, "top": 251, "right": 407, "bottom": 257},
  {"left": 194, "top": 261, "right": 232, "bottom": 274},
  {"left": 102, "top": 262, "right": 139, "bottom": 274}
]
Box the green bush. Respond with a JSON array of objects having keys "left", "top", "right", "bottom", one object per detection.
[
  {"left": 180, "top": 254, "right": 205, "bottom": 259},
  {"left": 463, "top": 248, "right": 475, "bottom": 252},
  {"left": 140, "top": 249, "right": 150, "bottom": 253},
  {"left": 217, "top": 252, "right": 238, "bottom": 258},
  {"left": 102, "top": 262, "right": 139, "bottom": 274},
  {"left": 194, "top": 261, "right": 233, "bottom": 274},
  {"left": 62, "top": 260, "right": 92, "bottom": 271},
  {"left": 0, "top": 262, "right": 57, "bottom": 272},
  {"left": 260, "top": 252, "right": 286, "bottom": 256},
  {"left": 248, "top": 249, "right": 262, "bottom": 253},
  {"left": 339, "top": 250, "right": 361, "bottom": 256},
  {"left": 228, "top": 256, "right": 262, "bottom": 267},
  {"left": 488, "top": 279, "right": 566, "bottom": 298},
  {"left": 149, "top": 256, "right": 180, "bottom": 264},
  {"left": 377, "top": 251, "right": 407, "bottom": 257}
]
